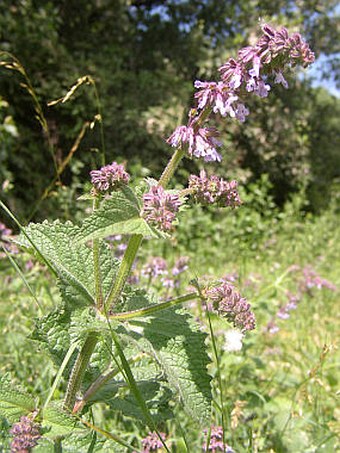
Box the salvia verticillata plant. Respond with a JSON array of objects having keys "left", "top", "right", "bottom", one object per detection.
[{"left": 0, "top": 23, "right": 314, "bottom": 452}]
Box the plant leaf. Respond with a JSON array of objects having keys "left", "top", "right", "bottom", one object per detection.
[
  {"left": 18, "top": 221, "right": 119, "bottom": 307},
  {"left": 0, "top": 375, "right": 36, "bottom": 422},
  {"left": 76, "top": 186, "right": 162, "bottom": 243},
  {"left": 42, "top": 403, "right": 84, "bottom": 437},
  {"left": 121, "top": 306, "right": 212, "bottom": 425}
]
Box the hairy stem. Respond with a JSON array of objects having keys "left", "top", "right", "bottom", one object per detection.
[
  {"left": 105, "top": 145, "right": 186, "bottom": 312},
  {"left": 158, "top": 148, "right": 185, "bottom": 188},
  {"left": 63, "top": 333, "right": 99, "bottom": 411},
  {"left": 109, "top": 292, "right": 198, "bottom": 320},
  {"left": 92, "top": 197, "right": 103, "bottom": 310},
  {"left": 73, "top": 353, "right": 145, "bottom": 414},
  {"left": 104, "top": 234, "right": 143, "bottom": 311}
]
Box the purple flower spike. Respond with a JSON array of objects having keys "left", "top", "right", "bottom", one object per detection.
[
  {"left": 205, "top": 282, "right": 256, "bottom": 332},
  {"left": 142, "top": 185, "right": 181, "bottom": 232},
  {"left": 10, "top": 416, "right": 41, "bottom": 453},
  {"left": 90, "top": 161, "right": 130, "bottom": 193},
  {"left": 189, "top": 170, "right": 241, "bottom": 208},
  {"left": 141, "top": 432, "right": 167, "bottom": 453},
  {"left": 167, "top": 125, "right": 222, "bottom": 162}
]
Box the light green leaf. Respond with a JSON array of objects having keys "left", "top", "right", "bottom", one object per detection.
[
  {"left": 76, "top": 186, "right": 162, "bottom": 243},
  {"left": 19, "top": 220, "right": 95, "bottom": 305},
  {"left": 0, "top": 375, "right": 36, "bottom": 422},
  {"left": 42, "top": 403, "right": 85, "bottom": 438},
  {"left": 19, "top": 221, "right": 119, "bottom": 307}
]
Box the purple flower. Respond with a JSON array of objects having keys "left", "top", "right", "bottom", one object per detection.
[
  {"left": 10, "top": 416, "right": 41, "bottom": 453},
  {"left": 203, "top": 426, "right": 235, "bottom": 452},
  {"left": 301, "top": 266, "right": 337, "bottom": 292},
  {"left": 167, "top": 125, "right": 222, "bottom": 162},
  {"left": 274, "top": 71, "right": 289, "bottom": 88},
  {"left": 161, "top": 277, "right": 175, "bottom": 289},
  {"left": 205, "top": 282, "right": 256, "bottom": 332},
  {"left": 142, "top": 257, "right": 168, "bottom": 279},
  {"left": 172, "top": 256, "right": 189, "bottom": 276},
  {"left": 266, "top": 320, "right": 280, "bottom": 334},
  {"left": 141, "top": 432, "right": 167, "bottom": 453},
  {"left": 142, "top": 185, "right": 181, "bottom": 232},
  {"left": 90, "top": 161, "right": 130, "bottom": 193},
  {"left": 277, "top": 307, "right": 290, "bottom": 320},
  {"left": 234, "top": 102, "right": 250, "bottom": 122},
  {"left": 246, "top": 75, "right": 271, "bottom": 98},
  {"left": 189, "top": 170, "right": 241, "bottom": 208},
  {"left": 194, "top": 81, "right": 239, "bottom": 117},
  {"left": 219, "top": 58, "right": 245, "bottom": 89},
  {"left": 0, "top": 222, "right": 12, "bottom": 237}
]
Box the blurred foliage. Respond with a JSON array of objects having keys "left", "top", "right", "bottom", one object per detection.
[{"left": 0, "top": 0, "right": 339, "bottom": 221}]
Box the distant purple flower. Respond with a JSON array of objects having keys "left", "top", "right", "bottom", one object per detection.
[
  {"left": 286, "top": 293, "right": 299, "bottom": 310},
  {"left": 205, "top": 282, "right": 256, "bottom": 332},
  {"left": 162, "top": 277, "right": 175, "bottom": 289},
  {"left": 142, "top": 257, "right": 168, "bottom": 279},
  {"left": 10, "top": 416, "right": 41, "bottom": 453},
  {"left": 172, "top": 256, "right": 189, "bottom": 276},
  {"left": 277, "top": 307, "right": 290, "bottom": 320},
  {"left": 203, "top": 426, "right": 235, "bottom": 452},
  {"left": 141, "top": 432, "right": 167, "bottom": 453},
  {"left": 234, "top": 102, "right": 250, "bottom": 122},
  {"left": 189, "top": 170, "right": 241, "bottom": 208},
  {"left": 106, "top": 234, "right": 128, "bottom": 258},
  {"left": 167, "top": 125, "right": 222, "bottom": 162},
  {"left": 0, "top": 222, "right": 12, "bottom": 237},
  {"left": 266, "top": 320, "right": 280, "bottom": 334},
  {"left": 90, "top": 161, "right": 130, "bottom": 193},
  {"left": 301, "top": 266, "right": 337, "bottom": 292},
  {"left": 127, "top": 272, "right": 140, "bottom": 285},
  {"left": 274, "top": 71, "right": 289, "bottom": 88},
  {"left": 142, "top": 185, "right": 181, "bottom": 232}
]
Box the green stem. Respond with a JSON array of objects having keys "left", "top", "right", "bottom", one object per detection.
[
  {"left": 63, "top": 333, "right": 99, "bottom": 411},
  {"left": 158, "top": 148, "right": 185, "bottom": 188},
  {"left": 207, "top": 312, "right": 228, "bottom": 448},
  {"left": 109, "top": 292, "right": 197, "bottom": 320},
  {"left": 92, "top": 197, "right": 103, "bottom": 310},
  {"left": 104, "top": 234, "right": 143, "bottom": 311},
  {"left": 105, "top": 139, "right": 186, "bottom": 312},
  {"left": 73, "top": 353, "right": 145, "bottom": 414},
  {"left": 54, "top": 437, "right": 63, "bottom": 453}
]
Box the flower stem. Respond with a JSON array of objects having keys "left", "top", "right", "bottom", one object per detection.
[
  {"left": 63, "top": 333, "right": 99, "bottom": 411},
  {"left": 105, "top": 145, "right": 185, "bottom": 312},
  {"left": 109, "top": 292, "right": 197, "bottom": 320},
  {"left": 93, "top": 197, "right": 103, "bottom": 310},
  {"left": 158, "top": 147, "right": 185, "bottom": 188},
  {"left": 104, "top": 234, "right": 143, "bottom": 311}
]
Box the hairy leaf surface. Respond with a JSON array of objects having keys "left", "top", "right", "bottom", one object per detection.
[
  {"left": 120, "top": 305, "right": 212, "bottom": 425},
  {"left": 75, "top": 186, "right": 162, "bottom": 242},
  {"left": 0, "top": 375, "right": 36, "bottom": 422},
  {"left": 19, "top": 220, "right": 119, "bottom": 307}
]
